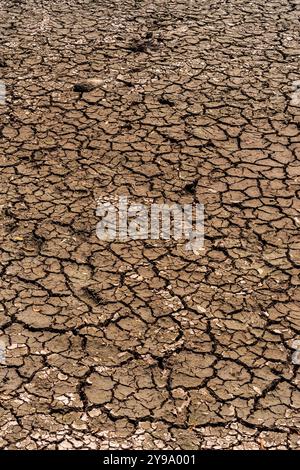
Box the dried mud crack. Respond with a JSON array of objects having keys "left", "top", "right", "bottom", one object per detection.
[{"left": 0, "top": 0, "right": 300, "bottom": 450}]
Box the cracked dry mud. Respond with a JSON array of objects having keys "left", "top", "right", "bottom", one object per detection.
[{"left": 0, "top": 0, "right": 300, "bottom": 451}]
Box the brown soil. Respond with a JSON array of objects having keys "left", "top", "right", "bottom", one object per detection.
[{"left": 0, "top": 0, "right": 300, "bottom": 450}]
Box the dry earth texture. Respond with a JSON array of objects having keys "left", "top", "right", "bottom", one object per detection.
[{"left": 0, "top": 0, "right": 300, "bottom": 450}]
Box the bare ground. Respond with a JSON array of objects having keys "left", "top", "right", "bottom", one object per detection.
[{"left": 0, "top": 0, "right": 300, "bottom": 450}]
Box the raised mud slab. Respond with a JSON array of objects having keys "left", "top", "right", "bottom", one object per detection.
[{"left": 0, "top": 0, "right": 300, "bottom": 450}]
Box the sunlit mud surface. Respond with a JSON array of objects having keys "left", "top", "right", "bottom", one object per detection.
[{"left": 0, "top": 0, "right": 300, "bottom": 450}]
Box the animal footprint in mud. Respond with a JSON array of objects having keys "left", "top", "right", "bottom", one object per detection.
[{"left": 73, "top": 78, "right": 104, "bottom": 93}]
